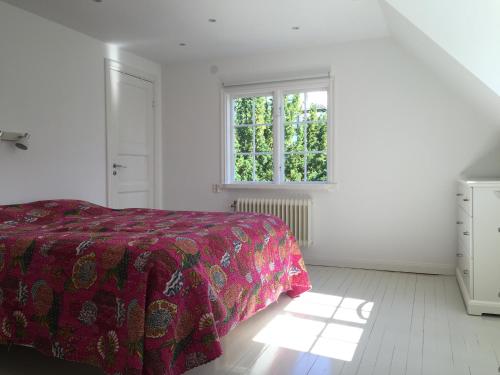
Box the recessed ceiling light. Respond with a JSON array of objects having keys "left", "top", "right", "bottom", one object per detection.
[
  {"left": 179, "top": 43, "right": 187, "bottom": 47},
  {"left": 292, "top": 26, "right": 300, "bottom": 30},
  {"left": 208, "top": 18, "right": 217, "bottom": 23}
]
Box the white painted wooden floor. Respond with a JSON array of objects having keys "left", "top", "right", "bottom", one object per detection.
[
  {"left": 187, "top": 266, "right": 500, "bottom": 375},
  {"left": 0, "top": 266, "right": 499, "bottom": 375}
]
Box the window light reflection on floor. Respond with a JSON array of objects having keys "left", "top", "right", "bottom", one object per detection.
[
  {"left": 284, "top": 292, "right": 342, "bottom": 318},
  {"left": 253, "top": 292, "right": 374, "bottom": 362},
  {"left": 252, "top": 315, "right": 325, "bottom": 352}
]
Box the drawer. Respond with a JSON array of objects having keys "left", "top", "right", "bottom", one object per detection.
[
  {"left": 457, "top": 208, "right": 472, "bottom": 256},
  {"left": 456, "top": 183, "right": 472, "bottom": 216},
  {"left": 471, "top": 187, "right": 500, "bottom": 303},
  {"left": 457, "top": 237, "right": 471, "bottom": 259},
  {"left": 457, "top": 253, "right": 473, "bottom": 296},
  {"left": 457, "top": 251, "right": 471, "bottom": 272}
]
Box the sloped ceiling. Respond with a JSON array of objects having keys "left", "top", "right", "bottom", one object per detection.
[
  {"left": 383, "top": 0, "right": 500, "bottom": 97},
  {"left": 381, "top": 1, "right": 500, "bottom": 124}
]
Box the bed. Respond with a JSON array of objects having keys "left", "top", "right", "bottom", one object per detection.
[{"left": 0, "top": 200, "right": 310, "bottom": 374}]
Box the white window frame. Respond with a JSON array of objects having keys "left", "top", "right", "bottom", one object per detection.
[{"left": 221, "top": 77, "right": 335, "bottom": 190}]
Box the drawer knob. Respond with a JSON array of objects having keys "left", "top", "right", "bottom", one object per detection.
[
  {"left": 463, "top": 270, "right": 469, "bottom": 275},
  {"left": 463, "top": 198, "right": 470, "bottom": 202},
  {"left": 456, "top": 253, "right": 464, "bottom": 257},
  {"left": 456, "top": 193, "right": 464, "bottom": 197},
  {"left": 456, "top": 221, "right": 463, "bottom": 225},
  {"left": 463, "top": 231, "right": 470, "bottom": 236}
]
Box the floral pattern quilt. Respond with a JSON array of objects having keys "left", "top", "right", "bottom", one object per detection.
[{"left": 0, "top": 200, "right": 310, "bottom": 374}]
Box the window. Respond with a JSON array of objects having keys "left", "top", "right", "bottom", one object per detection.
[{"left": 222, "top": 78, "right": 333, "bottom": 187}]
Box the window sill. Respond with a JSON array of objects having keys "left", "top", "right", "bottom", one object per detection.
[{"left": 221, "top": 183, "right": 336, "bottom": 191}]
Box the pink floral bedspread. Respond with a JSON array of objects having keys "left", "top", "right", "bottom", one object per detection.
[{"left": 0, "top": 200, "right": 310, "bottom": 374}]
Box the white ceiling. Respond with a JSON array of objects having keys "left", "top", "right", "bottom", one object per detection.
[{"left": 1, "top": 0, "right": 389, "bottom": 64}]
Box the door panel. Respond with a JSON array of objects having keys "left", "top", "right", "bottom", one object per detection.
[
  {"left": 117, "top": 155, "right": 149, "bottom": 183},
  {"left": 107, "top": 68, "right": 155, "bottom": 209},
  {"left": 118, "top": 191, "right": 150, "bottom": 209}
]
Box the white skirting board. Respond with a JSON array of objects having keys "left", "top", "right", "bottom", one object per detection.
[{"left": 303, "top": 254, "right": 455, "bottom": 275}]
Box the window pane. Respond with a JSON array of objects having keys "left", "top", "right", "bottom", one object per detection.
[
  {"left": 306, "top": 91, "right": 328, "bottom": 122},
  {"left": 234, "top": 97, "right": 253, "bottom": 125},
  {"left": 234, "top": 96, "right": 273, "bottom": 125},
  {"left": 307, "top": 153, "right": 327, "bottom": 182},
  {"left": 234, "top": 126, "right": 254, "bottom": 153},
  {"left": 254, "top": 96, "right": 273, "bottom": 125},
  {"left": 255, "top": 154, "right": 273, "bottom": 182},
  {"left": 255, "top": 125, "right": 273, "bottom": 152},
  {"left": 306, "top": 123, "right": 327, "bottom": 152},
  {"left": 234, "top": 154, "right": 254, "bottom": 182},
  {"left": 285, "top": 154, "right": 305, "bottom": 182},
  {"left": 284, "top": 123, "right": 305, "bottom": 152},
  {"left": 285, "top": 93, "right": 305, "bottom": 123}
]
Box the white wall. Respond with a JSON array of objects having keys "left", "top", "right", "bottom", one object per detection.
[
  {"left": 163, "top": 38, "right": 500, "bottom": 274},
  {"left": 384, "top": 0, "right": 500, "bottom": 96},
  {"left": 0, "top": 1, "right": 162, "bottom": 206}
]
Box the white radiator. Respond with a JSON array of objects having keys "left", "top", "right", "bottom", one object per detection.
[{"left": 234, "top": 198, "right": 312, "bottom": 248}]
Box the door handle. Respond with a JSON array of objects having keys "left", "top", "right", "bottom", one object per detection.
[{"left": 113, "top": 163, "right": 127, "bottom": 169}]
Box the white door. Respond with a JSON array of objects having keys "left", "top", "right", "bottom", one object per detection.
[{"left": 106, "top": 68, "right": 155, "bottom": 209}]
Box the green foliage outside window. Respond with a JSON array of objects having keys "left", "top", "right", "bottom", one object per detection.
[{"left": 233, "top": 91, "right": 328, "bottom": 183}]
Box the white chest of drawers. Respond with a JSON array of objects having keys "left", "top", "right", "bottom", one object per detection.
[{"left": 456, "top": 180, "right": 500, "bottom": 315}]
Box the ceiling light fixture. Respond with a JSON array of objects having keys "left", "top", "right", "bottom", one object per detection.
[
  {"left": 292, "top": 26, "right": 300, "bottom": 30},
  {"left": 208, "top": 18, "right": 217, "bottom": 23}
]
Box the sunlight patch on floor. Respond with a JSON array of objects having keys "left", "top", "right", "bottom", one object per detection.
[
  {"left": 310, "top": 323, "right": 364, "bottom": 361},
  {"left": 310, "top": 337, "right": 359, "bottom": 361},
  {"left": 284, "top": 292, "right": 342, "bottom": 318},
  {"left": 253, "top": 291, "right": 373, "bottom": 362},
  {"left": 253, "top": 315, "right": 325, "bottom": 352}
]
